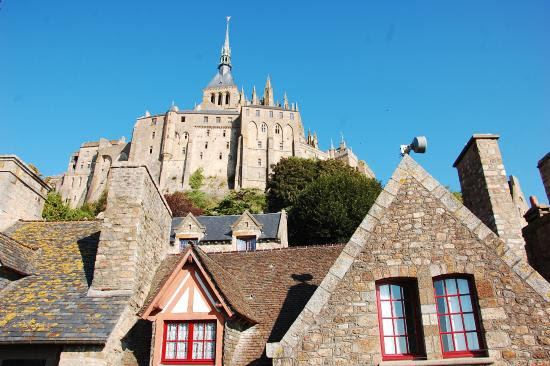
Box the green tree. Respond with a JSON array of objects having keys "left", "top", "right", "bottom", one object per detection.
[
  {"left": 266, "top": 157, "right": 363, "bottom": 212},
  {"left": 213, "top": 189, "right": 266, "bottom": 215},
  {"left": 288, "top": 172, "right": 382, "bottom": 245},
  {"left": 189, "top": 168, "right": 205, "bottom": 190},
  {"left": 42, "top": 192, "right": 96, "bottom": 221},
  {"left": 266, "top": 157, "right": 321, "bottom": 212}
]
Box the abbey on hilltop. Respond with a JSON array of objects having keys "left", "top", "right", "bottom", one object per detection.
[{"left": 52, "top": 18, "right": 374, "bottom": 207}]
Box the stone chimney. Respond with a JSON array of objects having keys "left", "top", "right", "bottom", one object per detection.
[
  {"left": 538, "top": 152, "right": 550, "bottom": 204},
  {"left": 89, "top": 163, "right": 172, "bottom": 301},
  {"left": 453, "top": 134, "right": 525, "bottom": 257},
  {"left": 522, "top": 196, "right": 550, "bottom": 282}
]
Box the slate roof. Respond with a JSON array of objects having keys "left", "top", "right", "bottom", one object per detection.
[
  {"left": 170, "top": 213, "right": 282, "bottom": 242},
  {"left": 206, "top": 69, "right": 235, "bottom": 88},
  {"left": 142, "top": 244, "right": 344, "bottom": 365},
  {"left": 0, "top": 221, "right": 129, "bottom": 344},
  {"left": 0, "top": 232, "right": 37, "bottom": 275}
]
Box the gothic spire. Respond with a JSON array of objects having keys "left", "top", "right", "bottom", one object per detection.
[
  {"left": 219, "top": 16, "right": 232, "bottom": 73},
  {"left": 264, "top": 75, "right": 274, "bottom": 106},
  {"left": 252, "top": 85, "right": 258, "bottom": 105}
]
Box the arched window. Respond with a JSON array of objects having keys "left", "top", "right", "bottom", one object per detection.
[
  {"left": 376, "top": 279, "right": 424, "bottom": 360},
  {"left": 219, "top": 153, "right": 223, "bottom": 160},
  {"left": 226, "top": 142, "right": 229, "bottom": 149},
  {"left": 261, "top": 123, "right": 267, "bottom": 133},
  {"left": 205, "top": 142, "right": 208, "bottom": 149},
  {"left": 225, "top": 93, "right": 230, "bottom": 105},
  {"left": 275, "top": 125, "right": 281, "bottom": 134},
  {"left": 218, "top": 93, "right": 222, "bottom": 105},
  {"left": 206, "top": 129, "right": 210, "bottom": 137},
  {"left": 258, "top": 141, "right": 262, "bottom": 148},
  {"left": 433, "top": 275, "right": 484, "bottom": 357},
  {"left": 258, "top": 159, "right": 262, "bottom": 166},
  {"left": 183, "top": 132, "right": 188, "bottom": 139},
  {"left": 223, "top": 130, "right": 226, "bottom": 137}
]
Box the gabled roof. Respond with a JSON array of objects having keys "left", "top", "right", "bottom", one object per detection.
[
  {"left": 230, "top": 210, "right": 263, "bottom": 231},
  {"left": 0, "top": 221, "right": 129, "bottom": 344},
  {"left": 269, "top": 154, "right": 550, "bottom": 357},
  {"left": 0, "top": 232, "right": 36, "bottom": 275},
  {"left": 141, "top": 244, "right": 344, "bottom": 364},
  {"left": 171, "top": 212, "right": 282, "bottom": 242}
]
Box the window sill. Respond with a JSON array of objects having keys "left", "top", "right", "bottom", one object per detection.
[{"left": 379, "top": 357, "right": 493, "bottom": 366}]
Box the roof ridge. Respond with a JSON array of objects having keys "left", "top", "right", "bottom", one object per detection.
[
  {"left": 0, "top": 232, "right": 38, "bottom": 251},
  {"left": 207, "top": 243, "right": 346, "bottom": 256}
]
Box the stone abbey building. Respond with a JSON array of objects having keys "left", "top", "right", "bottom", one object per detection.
[{"left": 52, "top": 19, "right": 374, "bottom": 207}]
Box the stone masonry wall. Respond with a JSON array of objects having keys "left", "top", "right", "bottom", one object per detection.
[
  {"left": 66, "top": 163, "right": 173, "bottom": 366},
  {"left": 0, "top": 155, "right": 50, "bottom": 231},
  {"left": 454, "top": 135, "right": 526, "bottom": 258},
  {"left": 538, "top": 153, "right": 550, "bottom": 203},
  {"left": 273, "top": 158, "right": 550, "bottom": 366}
]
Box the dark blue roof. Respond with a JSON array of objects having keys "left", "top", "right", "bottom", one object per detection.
[{"left": 171, "top": 213, "right": 282, "bottom": 242}]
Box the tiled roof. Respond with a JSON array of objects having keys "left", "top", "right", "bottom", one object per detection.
[
  {"left": 171, "top": 213, "right": 282, "bottom": 242},
  {"left": 0, "top": 221, "right": 129, "bottom": 344},
  {"left": 143, "top": 244, "right": 344, "bottom": 364},
  {"left": 0, "top": 232, "right": 37, "bottom": 275}
]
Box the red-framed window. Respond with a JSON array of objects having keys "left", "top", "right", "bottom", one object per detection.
[
  {"left": 433, "top": 276, "right": 484, "bottom": 358},
  {"left": 162, "top": 321, "right": 216, "bottom": 364},
  {"left": 376, "top": 279, "right": 425, "bottom": 360}
]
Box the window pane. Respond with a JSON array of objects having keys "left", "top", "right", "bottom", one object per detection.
[
  {"left": 394, "top": 319, "right": 406, "bottom": 335},
  {"left": 396, "top": 336, "right": 408, "bottom": 354},
  {"left": 457, "top": 279, "right": 470, "bottom": 294},
  {"left": 448, "top": 296, "right": 461, "bottom": 313},
  {"left": 383, "top": 319, "right": 394, "bottom": 336},
  {"left": 460, "top": 295, "right": 473, "bottom": 312},
  {"left": 463, "top": 313, "right": 477, "bottom": 331},
  {"left": 192, "top": 341, "right": 203, "bottom": 359},
  {"left": 178, "top": 323, "right": 188, "bottom": 340},
  {"left": 379, "top": 285, "right": 390, "bottom": 300},
  {"left": 381, "top": 301, "right": 392, "bottom": 317},
  {"left": 194, "top": 323, "right": 204, "bottom": 340},
  {"left": 466, "top": 332, "right": 480, "bottom": 350},
  {"left": 176, "top": 342, "right": 187, "bottom": 359},
  {"left": 167, "top": 324, "right": 177, "bottom": 340},
  {"left": 204, "top": 341, "right": 215, "bottom": 359},
  {"left": 442, "top": 334, "right": 454, "bottom": 352},
  {"left": 391, "top": 285, "right": 402, "bottom": 300},
  {"left": 384, "top": 337, "right": 396, "bottom": 354},
  {"left": 454, "top": 333, "right": 467, "bottom": 351},
  {"left": 392, "top": 301, "right": 404, "bottom": 317},
  {"left": 445, "top": 279, "right": 458, "bottom": 295},
  {"left": 436, "top": 297, "right": 448, "bottom": 314},
  {"left": 439, "top": 315, "right": 451, "bottom": 332},
  {"left": 434, "top": 280, "right": 445, "bottom": 296},
  {"left": 205, "top": 323, "right": 216, "bottom": 340},
  {"left": 166, "top": 342, "right": 176, "bottom": 359},
  {"left": 450, "top": 314, "right": 464, "bottom": 331}
]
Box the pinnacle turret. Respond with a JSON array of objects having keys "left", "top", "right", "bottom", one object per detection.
[{"left": 219, "top": 16, "right": 232, "bottom": 72}]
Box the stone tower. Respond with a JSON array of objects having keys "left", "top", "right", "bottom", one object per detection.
[{"left": 453, "top": 134, "right": 525, "bottom": 257}]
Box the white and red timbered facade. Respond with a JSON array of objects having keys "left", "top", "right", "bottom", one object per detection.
[{"left": 142, "top": 250, "right": 232, "bottom": 366}]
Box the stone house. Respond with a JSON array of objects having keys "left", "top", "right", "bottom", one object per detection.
[
  {"left": 0, "top": 134, "right": 549, "bottom": 366},
  {"left": 53, "top": 19, "right": 374, "bottom": 208},
  {"left": 171, "top": 210, "right": 288, "bottom": 253}
]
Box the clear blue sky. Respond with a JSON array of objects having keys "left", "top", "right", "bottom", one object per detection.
[{"left": 1, "top": 0, "right": 549, "bottom": 202}]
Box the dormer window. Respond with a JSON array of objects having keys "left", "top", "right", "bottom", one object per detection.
[
  {"left": 179, "top": 238, "right": 198, "bottom": 251},
  {"left": 236, "top": 236, "right": 256, "bottom": 251}
]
